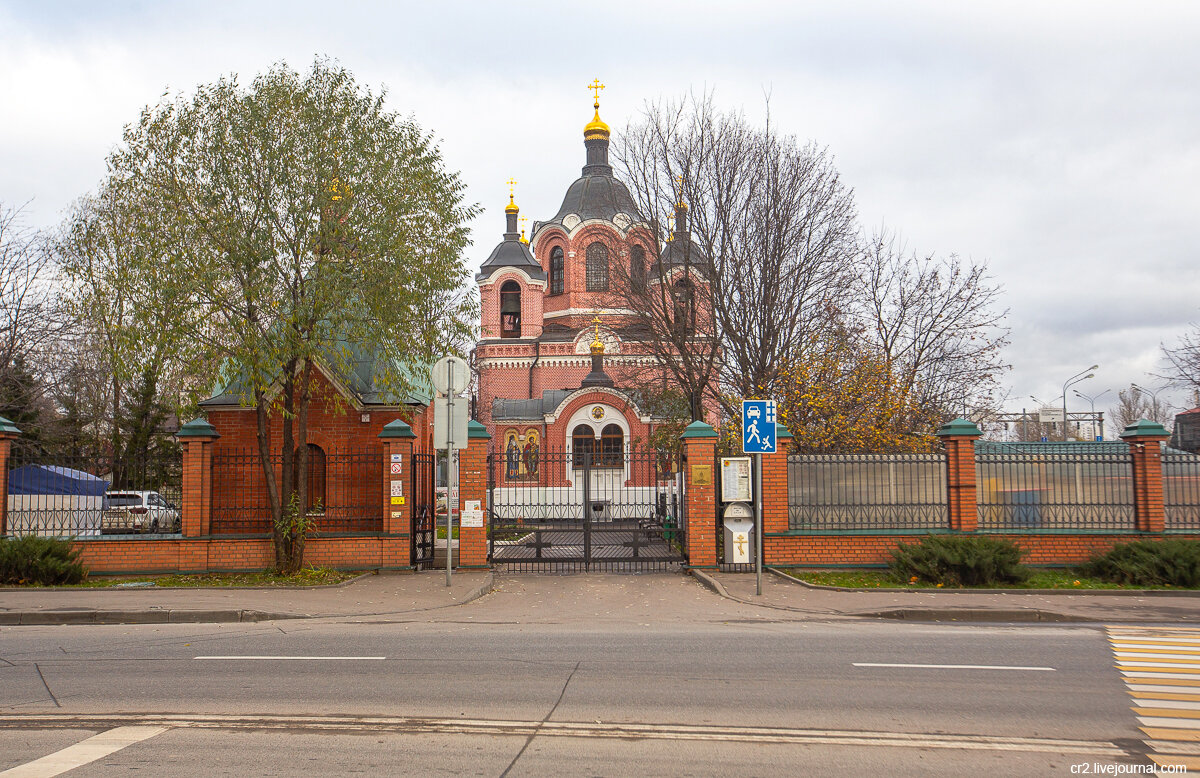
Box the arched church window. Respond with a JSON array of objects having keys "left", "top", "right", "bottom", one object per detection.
[
  {"left": 549, "top": 247, "right": 564, "bottom": 296},
  {"left": 572, "top": 424, "right": 595, "bottom": 468},
  {"left": 500, "top": 280, "right": 521, "bottom": 338},
  {"left": 599, "top": 424, "right": 624, "bottom": 468},
  {"left": 586, "top": 242, "right": 609, "bottom": 292},
  {"left": 292, "top": 443, "right": 326, "bottom": 515},
  {"left": 630, "top": 245, "right": 646, "bottom": 291},
  {"left": 673, "top": 279, "right": 695, "bottom": 336}
]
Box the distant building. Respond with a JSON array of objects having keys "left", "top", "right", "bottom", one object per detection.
[{"left": 1172, "top": 408, "right": 1200, "bottom": 453}]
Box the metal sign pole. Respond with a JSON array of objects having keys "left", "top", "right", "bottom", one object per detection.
[
  {"left": 755, "top": 452, "right": 763, "bottom": 596},
  {"left": 446, "top": 390, "right": 455, "bottom": 588}
]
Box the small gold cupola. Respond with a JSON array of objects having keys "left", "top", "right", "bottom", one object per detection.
[
  {"left": 584, "top": 79, "right": 610, "bottom": 140},
  {"left": 589, "top": 315, "right": 605, "bottom": 355}
]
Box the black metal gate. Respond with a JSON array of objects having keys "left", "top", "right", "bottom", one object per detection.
[
  {"left": 487, "top": 450, "right": 687, "bottom": 572},
  {"left": 411, "top": 453, "right": 436, "bottom": 568}
]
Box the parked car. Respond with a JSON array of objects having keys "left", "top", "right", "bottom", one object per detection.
[{"left": 100, "top": 491, "right": 181, "bottom": 534}]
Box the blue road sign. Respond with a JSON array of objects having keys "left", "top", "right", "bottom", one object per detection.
[{"left": 742, "top": 400, "right": 777, "bottom": 454}]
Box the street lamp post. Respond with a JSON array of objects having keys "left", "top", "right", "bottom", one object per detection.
[
  {"left": 1073, "top": 388, "right": 1112, "bottom": 441},
  {"left": 1132, "top": 383, "right": 1167, "bottom": 425},
  {"left": 1062, "top": 366, "right": 1098, "bottom": 442}
]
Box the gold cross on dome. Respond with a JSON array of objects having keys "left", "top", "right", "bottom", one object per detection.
[
  {"left": 506, "top": 178, "right": 518, "bottom": 198},
  {"left": 587, "top": 79, "right": 605, "bottom": 107},
  {"left": 592, "top": 315, "right": 602, "bottom": 340}
]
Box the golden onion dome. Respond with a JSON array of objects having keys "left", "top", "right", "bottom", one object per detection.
[
  {"left": 505, "top": 193, "right": 519, "bottom": 214},
  {"left": 584, "top": 107, "right": 610, "bottom": 140}
]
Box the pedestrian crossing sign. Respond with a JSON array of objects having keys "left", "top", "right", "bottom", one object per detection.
[{"left": 742, "top": 400, "right": 777, "bottom": 454}]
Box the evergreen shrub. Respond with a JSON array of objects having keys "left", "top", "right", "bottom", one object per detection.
[
  {"left": 0, "top": 536, "right": 87, "bottom": 585},
  {"left": 1079, "top": 540, "right": 1200, "bottom": 588},
  {"left": 889, "top": 534, "right": 1029, "bottom": 587}
]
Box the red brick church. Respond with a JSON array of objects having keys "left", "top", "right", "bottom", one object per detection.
[{"left": 473, "top": 86, "right": 710, "bottom": 473}]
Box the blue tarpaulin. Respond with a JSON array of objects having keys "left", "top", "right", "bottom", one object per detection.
[{"left": 8, "top": 465, "right": 109, "bottom": 497}]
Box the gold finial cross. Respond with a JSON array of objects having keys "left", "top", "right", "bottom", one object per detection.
[
  {"left": 587, "top": 79, "right": 605, "bottom": 108},
  {"left": 592, "top": 315, "right": 602, "bottom": 341},
  {"left": 506, "top": 178, "right": 518, "bottom": 198}
]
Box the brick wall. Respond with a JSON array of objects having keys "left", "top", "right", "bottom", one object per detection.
[
  {"left": 73, "top": 535, "right": 412, "bottom": 575},
  {"left": 763, "top": 532, "right": 1200, "bottom": 567}
]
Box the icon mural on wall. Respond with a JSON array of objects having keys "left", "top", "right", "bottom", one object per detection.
[{"left": 504, "top": 429, "right": 540, "bottom": 481}]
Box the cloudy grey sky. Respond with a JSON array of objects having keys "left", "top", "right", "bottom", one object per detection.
[{"left": 2, "top": 0, "right": 1197, "bottom": 427}]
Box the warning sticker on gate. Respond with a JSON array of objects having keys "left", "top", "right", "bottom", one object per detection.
[
  {"left": 390, "top": 480, "right": 403, "bottom": 497},
  {"left": 390, "top": 462, "right": 402, "bottom": 475}
]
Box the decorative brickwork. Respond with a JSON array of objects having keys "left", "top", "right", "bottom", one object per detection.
[
  {"left": 0, "top": 425, "right": 15, "bottom": 536},
  {"left": 763, "top": 532, "right": 1200, "bottom": 568},
  {"left": 760, "top": 425, "right": 792, "bottom": 534},
  {"left": 1121, "top": 422, "right": 1172, "bottom": 533},
  {"left": 936, "top": 418, "right": 983, "bottom": 532},
  {"left": 457, "top": 426, "right": 491, "bottom": 568},
  {"left": 681, "top": 421, "right": 718, "bottom": 568}
]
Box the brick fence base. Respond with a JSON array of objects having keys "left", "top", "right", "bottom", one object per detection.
[
  {"left": 72, "top": 535, "right": 412, "bottom": 575},
  {"left": 765, "top": 532, "right": 1200, "bottom": 567}
]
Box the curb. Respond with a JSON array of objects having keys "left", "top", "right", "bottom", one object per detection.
[
  {"left": 766, "top": 567, "right": 1200, "bottom": 597},
  {"left": 0, "top": 571, "right": 378, "bottom": 593},
  {"left": 852, "top": 608, "right": 1094, "bottom": 623},
  {"left": 458, "top": 572, "right": 495, "bottom": 606},
  {"left": 0, "top": 609, "right": 298, "bottom": 626}
]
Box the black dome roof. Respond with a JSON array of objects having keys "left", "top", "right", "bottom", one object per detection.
[{"left": 545, "top": 174, "right": 640, "bottom": 226}]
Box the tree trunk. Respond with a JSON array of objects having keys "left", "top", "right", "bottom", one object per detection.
[
  {"left": 275, "top": 359, "right": 297, "bottom": 573},
  {"left": 254, "top": 387, "right": 282, "bottom": 564}
]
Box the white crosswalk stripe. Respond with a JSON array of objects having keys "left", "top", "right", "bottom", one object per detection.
[{"left": 1109, "top": 626, "right": 1200, "bottom": 775}]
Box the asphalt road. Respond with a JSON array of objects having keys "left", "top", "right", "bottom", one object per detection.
[{"left": 0, "top": 576, "right": 1160, "bottom": 776}]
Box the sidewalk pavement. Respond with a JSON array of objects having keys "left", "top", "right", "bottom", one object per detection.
[
  {"left": 4, "top": 568, "right": 1200, "bottom": 626},
  {"left": 695, "top": 568, "right": 1200, "bottom": 624},
  {"left": 0, "top": 571, "right": 493, "bottom": 625}
]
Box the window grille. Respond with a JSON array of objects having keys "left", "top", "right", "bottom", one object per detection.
[
  {"left": 550, "top": 247, "right": 564, "bottom": 295},
  {"left": 586, "top": 242, "right": 609, "bottom": 292}
]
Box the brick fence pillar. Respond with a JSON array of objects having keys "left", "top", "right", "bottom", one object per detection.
[
  {"left": 935, "top": 418, "right": 982, "bottom": 532},
  {"left": 177, "top": 418, "right": 219, "bottom": 538},
  {"left": 457, "top": 420, "right": 491, "bottom": 569},
  {"left": 681, "top": 420, "right": 718, "bottom": 569},
  {"left": 379, "top": 420, "right": 415, "bottom": 569},
  {"left": 0, "top": 416, "right": 21, "bottom": 536},
  {"left": 1120, "top": 419, "right": 1172, "bottom": 533},
  {"left": 761, "top": 423, "right": 793, "bottom": 538}
]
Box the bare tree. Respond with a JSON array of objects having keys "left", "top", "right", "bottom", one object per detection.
[
  {"left": 613, "top": 93, "right": 858, "bottom": 418},
  {"left": 1163, "top": 323, "right": 1200, "bottom": 399},
  {"left": 861, "top": 229, "right": 1010, "bottom": 422},
  {"left": 1110, "top": 384, "right": 1171, "bottom": 430},
  {"left": 0, "top": 202, "right": 66, "bottom": 453}
]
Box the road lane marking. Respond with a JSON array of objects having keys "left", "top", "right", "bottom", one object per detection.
[
  {"left": 1107, "top": 626, "right": 1200, "bottom": 775},
  {"left": 193, "top": 656, "right": 386, "bottom": 660},
  {"left": 0, "top": 714, "right": 1125, "bottom": 757},
  {"left": 0, "top": 725, "right": 167, "bottom": 778},
  {"left": 852, "top": 663, "right": 1055, "bottom": 671}
]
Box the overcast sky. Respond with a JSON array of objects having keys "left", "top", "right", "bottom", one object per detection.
[{"left": 2, "top": 0, "right": 1197, "bottom": 428}]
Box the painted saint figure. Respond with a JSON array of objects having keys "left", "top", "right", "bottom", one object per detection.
[{"left": 505, "top": 436, "right": 520, "bottom": 479}]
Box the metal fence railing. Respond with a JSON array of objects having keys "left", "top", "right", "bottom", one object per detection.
[
  {"left": 975, "top": 444, "right": 1134, "bottom": 531},
  {"left": 1163, "top": 451, "right": 1200, "bottom": 531},
  {"left": 5, "top": 450, "right": 182, "bottom": 538},
  {"left": 787, "top": 454, "right": 949, "bottom": 531},
  {"left": 210, "top": 447, "right": 383, "bottom": 534}
]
